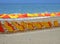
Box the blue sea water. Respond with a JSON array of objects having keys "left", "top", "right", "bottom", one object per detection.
[{"left": 0, "top": 3, "right": 60, "bottom": 14}]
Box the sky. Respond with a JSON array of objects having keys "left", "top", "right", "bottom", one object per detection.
[{"left": 0, "top": 0, "right": 60, "bottom": 3}]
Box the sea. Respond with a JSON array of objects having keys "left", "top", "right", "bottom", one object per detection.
[{"left": 0, "top": 3, "right": 60, "bottom": 14}]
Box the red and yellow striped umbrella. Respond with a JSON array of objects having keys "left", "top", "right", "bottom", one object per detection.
[{"left": 0, "top": 12, "right": 60, "bottom": 19}]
